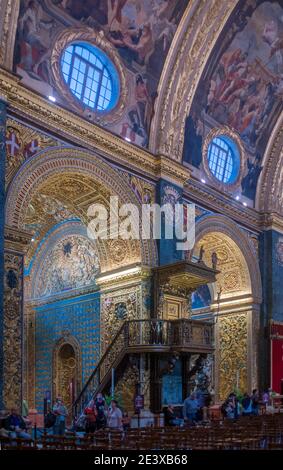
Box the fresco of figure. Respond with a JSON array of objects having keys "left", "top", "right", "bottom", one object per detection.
[{"left": 17, "top": 1, "right": 56, "bottom": 81}]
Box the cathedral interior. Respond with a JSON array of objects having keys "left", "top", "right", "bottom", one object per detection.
[{"left": 1, "top": 0, "right": 283, "bottom": 436}]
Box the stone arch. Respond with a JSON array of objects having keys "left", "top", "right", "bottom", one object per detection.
[
  {"left": 194, "top": 214, "right": 262, "bottom": 303},
  {"left": 255, "top": 111, "right": 283, "bottom": 215},
  {"left": 5, "top": 146, "right": 158, "bottom": 271},
  {"left": 192, "top": 214, "right": 262, "bottom": 400},
  {"left": 25, "top": 220, "right": 100, "bottom": 301},
  {"left": 149, "top": 0, "right": 238, "bottom": 159}
]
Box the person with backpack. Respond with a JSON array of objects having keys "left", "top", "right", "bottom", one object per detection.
[
  {"left": 95, "top": 393, "right": 107, "bottom": 430},
  {"left": 84, "top": 399, "right": 97, "bottom": 433}
]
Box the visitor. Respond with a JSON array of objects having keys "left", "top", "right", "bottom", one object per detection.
[
  {"left": 262, "top": 389, "right": 270, "bottom": 408},
  {"left": 242, "top": 393, "right": 252, "bottom": 416},
  {"left": 107, "top": 400, "right": 123, "bottom": 430},
  {"left": 52, "top": 396, "right": 68, "bottom": 436},
  {"left": 251, "top": 389, "right": 259, "bottom": 415},
  {"left": 196, "top": 390, "right": 206, "bottom": 421},
  {"left": 4, "top": 408, "right": 31, "bottom": 438},
  {"left": 164, "top": 404, "right": 181, "bottom": 426},
  {"left": 183, "top": 393, "right": 199, "bottom": 424},
  {"left": 0, "top": 410, "right": 9, "bottom": 437},
  {"left": 84, "top": 399, "right": 97, "bottom": 433},
  {"left": 222, "top": 393, "right": 237, "bottom": 419},
  {"left": 95, "top": 393, "right": 107, "bottom": 430},
  {"left": 122, "top": 412, "right": 131, "bottom": 432}
]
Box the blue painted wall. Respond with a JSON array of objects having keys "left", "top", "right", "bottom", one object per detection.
[
  {"left": 34, "top": 291, "right": 100, "bottom": 411},
  {"left": 260, "top": 230, "right": 283, "bottom": 324},
  {"left": 259, "top": 229, "right": 283, "bottom": 390}
]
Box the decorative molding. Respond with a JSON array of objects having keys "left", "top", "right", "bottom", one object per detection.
[
  {"left": 96, "top": 265, "right": 152, "bottom": 292},
  {"left": 5, "top": 146, "right": 158, "bottom": 270},
  {"left": 184, "top": 178, "right": 261, "bottom": 232},
  {"left": 4, "top": 225, "right": 32, "bottom": 253},
  {"left": 202, "top": 126, "right": 246, "bottom": 193},
  {"left": 50, "top": 27, "right": 128, "bottom": 125},
  {"left": 0, "top": 69, "right": 190, "bottom": 185}
]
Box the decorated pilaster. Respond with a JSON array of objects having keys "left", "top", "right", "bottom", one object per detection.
[
  {"left": 0, "top": 99, "right": 6, "bottom": 408},
  {"left": 3, "top": 226, "right": 31, "bottom": 409}
]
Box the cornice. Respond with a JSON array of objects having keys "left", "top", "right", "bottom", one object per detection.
[
  {"left": 96, "top": 264, "right": 152, "bottom": 291},
  {"left": 4, "top": 224, "right": 32, "bottom": 253},
  {"left": 0, "top": 68, "right": 191, "bottom": 186},
  {"left": 184, "top": 178, "right": 261, "bottom": 232},
  {"left": 260, "top": 212, "right": 283, "bottom": 234}
]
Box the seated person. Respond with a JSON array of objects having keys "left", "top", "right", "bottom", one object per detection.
[
  {"left": 5, "top": 408, "right": 31, "bottom": 439},
  {"left": 164, "top": 404, "right": 182, "bottom": 426},
  {"left": 0, "top": 410, "right": 9, "bottom": 437}
]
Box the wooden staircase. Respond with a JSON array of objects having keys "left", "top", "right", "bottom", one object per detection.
[{"left": 73, "top": 318, "right": 214, "bottom": 419}]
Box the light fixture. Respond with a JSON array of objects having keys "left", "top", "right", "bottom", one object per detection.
[
  {"left": 243, "top": 202, "right": 247, "bottom": 207},
  {"left": 31, "top": 238, "right": 35, "bottom": 242},
  {"left": 125, "top": 137, "right": 131, "bottom": 143},
  {"left": 48, "top": 95, "right": 56, "bottom": 103},
  {"left": 235, "top": 195, "right": 240, "bottom": 201},
  {"left": 201, "top": 178, "right": 206, "bottom": 184}
]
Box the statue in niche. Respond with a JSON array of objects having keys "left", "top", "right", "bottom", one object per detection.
[
  {"left": 6, "top": 269, "right": 18, "bottom": 289},
  {"left": 211, "top": 252, "right": 218, "bottom": 270},
  {"left": 198, "top": 245, "right": 205, "bottom": 263}
]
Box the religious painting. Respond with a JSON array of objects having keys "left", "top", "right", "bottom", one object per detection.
[
  {"left": 14, "top": 0, "right": 189, "bottom": 148},
  {"left": 34, "top": 235, "right": 100, "bottom": 298},
  {"left": 183, "top": 1, "right": 283, "bottom": 201}
]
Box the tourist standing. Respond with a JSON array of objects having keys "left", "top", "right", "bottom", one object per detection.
[
  {"left": 183, "top": 393, "right": 199, "bottom": 424},
  {"left": 95, "top": 393, "right": 107, "bottom": 430},
  {"left": 107, "top": 400, "right": 123, "bottom": 430},
  {"left": 242, "top": 393, "right": 252, "bottom": 416},
  {"left": 84, "top": 399, "right": 97, "bottom": 433},
  {"left": 53, "top": 396, "right": 68, "bottom": 435},
  {"left": 251, "top": 389, "right": 259, "bottom": 415}
]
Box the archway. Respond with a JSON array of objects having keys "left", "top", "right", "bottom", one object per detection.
[
  {"left": 53, "top": 337, "right": 81, "bottom": 416},
  {"left": 192, "top": 215, "right": 262, "bottom": 401},
  {"left": 5, "top": 146, "right": 157, "bottom": 411}
]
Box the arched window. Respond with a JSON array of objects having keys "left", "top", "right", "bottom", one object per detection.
[
  {"left": 61, "top": 42, "right": 119, "bottom": 112},
  {"left": 207, "top": 136, "right": 240, "bottom": 184}
]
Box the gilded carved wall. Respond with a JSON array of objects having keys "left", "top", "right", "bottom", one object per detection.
[
  {"left": 218, "top": 313, "right": 248, "bottom": 401},
  {"left": 3, "top": 251, "right": 23, "bottom": 409},
  {"left": 101, "top": 286, "right": 142, "bottom": 352}
]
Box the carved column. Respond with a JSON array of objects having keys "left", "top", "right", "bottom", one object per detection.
[
  {"left": 24, "top": 303, "right": 36, "bottom": 409},
  {"left": 150, "top": 354, "right": 162, "bottom": 413},
  {"left": 3, "top": 226, "right": 31, "bottom": 409},
  {"left": 0, "top": 99, "right": 6, "bottom": 408}
]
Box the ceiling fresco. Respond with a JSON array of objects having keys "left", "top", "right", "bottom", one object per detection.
[
  {"left": 14, "top": 0, "right": 189, "bottom": 148},
  {"left": 183, "top": 0, "right": 283, "bottom": 201}
]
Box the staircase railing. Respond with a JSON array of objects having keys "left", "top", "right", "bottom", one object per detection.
[{"left": 73, "top": 318, "right": 213, "bottom": 418}]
